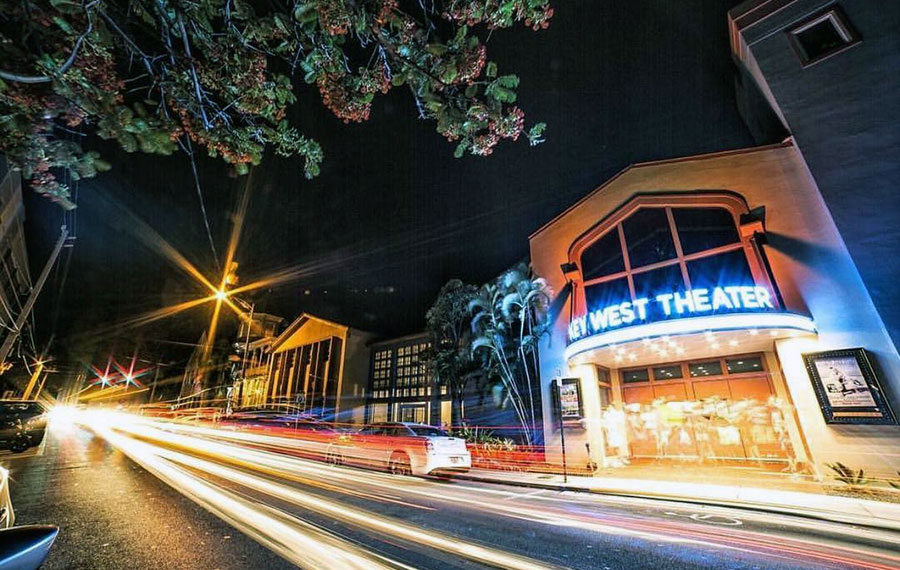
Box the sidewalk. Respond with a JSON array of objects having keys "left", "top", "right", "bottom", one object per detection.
[{"left": 451, "top": 467, "right": 900, "bottom": 532}]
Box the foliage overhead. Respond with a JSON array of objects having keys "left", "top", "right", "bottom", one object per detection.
[{"left": 0, "top": 0, "right": 553, "bottom": 208}]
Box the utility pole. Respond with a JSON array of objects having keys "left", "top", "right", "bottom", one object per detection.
[
  {"left": 149, "top": 365, "right": 161, "bottom": 403},
  {"left": 0, "top": 226, "right": 68, "bottom": 366},
  {"left": 20, "top": 360, "right": 44, "bottom": 400},
  {"left": 33, "top": 369, "right": 49, "bottom": 400}
]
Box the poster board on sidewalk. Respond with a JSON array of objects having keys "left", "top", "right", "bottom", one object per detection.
[
  {"left": 554, "top": 378, "right": 584, "bottom": 423},
  {"left": 803, "top": 348, "right": 896, "bottom": 424}
]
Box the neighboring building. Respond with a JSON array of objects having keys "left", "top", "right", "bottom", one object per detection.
[
  {"left": 0, "top": 158, "right": 34, "bottom": 361},
  {"left": 232, "top": 312, "right": 284, "bottom": 409},
  {"left": 265, "top": 313, "right": 372, "bottom": 425},
  {"left": 529, "top": 142, "right": 900, "bottom": 482},
  {"left": 178, "top": 331, "right": 230, "bottom": 404},
  {"left": 729, "top": 0, "right": 900, "bottom": 350},
  {"left": 365, "top": 333, "right": 449, "bottom": 426},
  {"left": 364, "top": 331, "right": 541, "bottom": 442}
]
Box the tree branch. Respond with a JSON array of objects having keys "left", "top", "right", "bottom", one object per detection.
[{"left": 0, "top": 0, "right": 98, "bottom": 84}]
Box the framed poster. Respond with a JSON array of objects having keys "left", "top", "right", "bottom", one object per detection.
[
  {"left": 555, "top": 378, "right": 584, "bottom": 421},
  {"left": 803, "top": 348, "right": 896, "bottom": 424}
]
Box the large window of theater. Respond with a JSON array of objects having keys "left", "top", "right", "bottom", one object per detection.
[{"left": 577, "top": 202, "right": 761, "bottom": 314}]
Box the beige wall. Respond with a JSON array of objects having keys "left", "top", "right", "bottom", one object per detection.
[
  {"left": 276, "top": 318, "right": 347, "bottom": 353},
  {"left": 270, "top": 315, "right": 373, "bottom": 425},
  {"left": 530, "top": 142, "right": 900, "bottom": 477}
]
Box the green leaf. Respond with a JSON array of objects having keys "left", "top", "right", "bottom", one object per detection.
[
  {"left": 52, "top": 16, "right": 74, "bottom": 34},
  {"left": 464, "top": 84, "right": 478, "bottom": 97},
  {"left": 49, "top": 0, "right": 83, "bottom": 14},
  {"left": 426, "top": 43, "right": 448, "bottom": 56},
  {"left": 454, "top": 141, "right": 469, "bottom": 158},
  {"left": 293, "top": 3, "right": 318, "bottom": 23},
  {"left": 485, "top": 61, "right": 498, "bottom": 78},
  {"left": 441, "top": 64, "right": 458, "bottom": 84}
]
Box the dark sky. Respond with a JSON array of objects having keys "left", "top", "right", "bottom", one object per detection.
[{"left": 23, "top": 0, "right": 760, "bottom": 376}]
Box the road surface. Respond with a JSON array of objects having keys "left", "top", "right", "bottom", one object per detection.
[{"left": 3, "top": 410, "right": 898, "bottom": 570}]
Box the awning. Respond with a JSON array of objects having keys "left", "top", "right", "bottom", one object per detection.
[{"left": 565, "top": 312, "right": 816, "bottom": 367}]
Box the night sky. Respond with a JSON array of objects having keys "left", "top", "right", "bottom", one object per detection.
[{"left": 23, "top": 1, "right": 761, "bottom": 379}]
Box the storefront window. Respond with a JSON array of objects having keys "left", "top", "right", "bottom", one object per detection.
[
  {"left": 689, "top": 360, "right": 724, "bottom": 377},
  {"left": 608, "top": 354, "right": 794, "bottom": 468},
  {"left": 622, "top": 368, "right": 650, "bottom": 383},
  {"left": 653, "top": 364, "right": 683, "bottom": 380},
  {"left": 725, "top": 356, "right": 764, "bottom": 374}
]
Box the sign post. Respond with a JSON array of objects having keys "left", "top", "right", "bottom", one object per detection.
[{"left": 551, "top": 379, "right": 568, "bottom": 484}]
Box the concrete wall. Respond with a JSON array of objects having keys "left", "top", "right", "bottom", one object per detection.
[
  {"left": 338, "top": 329, "right": 375, "bottom": 425},
  {"left": 732, "top": 0, "right": 900, "bottom": 353},
  {"left": 529, "top": 143, "right": 900, "bottom": 476}
]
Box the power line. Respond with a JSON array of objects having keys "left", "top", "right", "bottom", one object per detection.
[{"left": 179, "top": 136, "right": 220, "bottom": 273}]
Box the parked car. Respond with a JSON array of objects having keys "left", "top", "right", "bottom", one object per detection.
[
  {"left": 0, "top": 401, "right": 47, "bottom": 454},
  {"left": 326, "top": 422, "right": 471, "bottom": 476}
]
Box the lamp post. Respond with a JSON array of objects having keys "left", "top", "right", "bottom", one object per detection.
[{"left": 556, "top": 262, "right": 579, "bottom": 484}]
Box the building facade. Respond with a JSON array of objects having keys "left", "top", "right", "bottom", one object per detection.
[
  {"left": 729, "top": 0, "right": 900, "bottom": 351},
  {"left": 265, "top": 313, "right": 372, "bottom": 425},
  {"left": 233, "top": 313, "right": 284, "bottom": 409},
  {"left": 530, "top": 142, "right": 899, "bottom": 483},
  {"left": 364, "top": 333, "right": 450, "bottom": 426}
]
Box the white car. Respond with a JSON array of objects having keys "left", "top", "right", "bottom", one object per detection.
[{"left": 326, "top": 422, "right": 471, "bottom": 476}]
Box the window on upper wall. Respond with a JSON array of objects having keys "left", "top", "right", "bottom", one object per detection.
[
  {"left": 581, "top": 230, "right": 624, "bottom": 280},
  {"left": 622, "top": 208, "right": 677, "bottom": 268},
  {"left": 578, "top": 203, "right": 762, "bottom": 316},
  {"left": 788, "top": 6, "right": 860, "bottom": 66},
  {"left": 673, "top": 207, "right": 741, "bottom": 255}
]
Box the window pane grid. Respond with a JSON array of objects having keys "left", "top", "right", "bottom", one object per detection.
[{"left": 582, "top": 206, "right": 753, "bottom": 309}]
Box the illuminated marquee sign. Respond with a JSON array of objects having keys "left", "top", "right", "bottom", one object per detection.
[{"left": 568, "top": 285, "right": 775, "bottom": 342}]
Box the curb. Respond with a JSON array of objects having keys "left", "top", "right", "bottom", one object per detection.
[{"left": 448, "top": 471, "right": 900, "bottom": 533}]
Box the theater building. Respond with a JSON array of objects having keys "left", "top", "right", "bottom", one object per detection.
[{"left": 530, "top": 142, "right": 900, "bottom": 484}]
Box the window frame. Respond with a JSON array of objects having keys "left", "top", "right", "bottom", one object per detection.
[
  {"left": 568, "top": 194, "right": 777, "bottom": 317},
  {"left": 787, "top": 5, "right": 860, "bottom": 68},
  {"left": 619, "top": 352, "right": 770, "bottom": 388}
]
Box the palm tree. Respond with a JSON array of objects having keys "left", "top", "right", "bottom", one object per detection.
[
  {"left": 425, "top": 280, "right": 480, "bottom": 428},
  {"left": 469, "top": 263, "right": 550, "bottom": 445}
]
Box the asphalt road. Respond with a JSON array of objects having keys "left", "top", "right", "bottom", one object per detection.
[{"left": 3, "top": 412, "right": 898, "bottom": 570}]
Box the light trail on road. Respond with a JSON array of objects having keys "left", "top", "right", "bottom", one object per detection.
[{"left": 59, "top": 409, "right": 900, "bottom": 570}]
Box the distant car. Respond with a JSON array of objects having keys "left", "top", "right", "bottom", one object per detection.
[
  {"left": 0, "top": 401, "right": 47, "bottom": 454},
  {"left": 139, "top": 403, "right": 176, "bottom": 418},
  {"left": 224, "top": 412, "right": 336, "bottom": 439},
  {"left": 326, "top": 422, "right": 471, "bottom": 476}
]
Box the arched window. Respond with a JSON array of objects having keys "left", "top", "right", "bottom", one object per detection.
[{"left": 569, "top": 195, "right": 774, "bottom": 319}]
